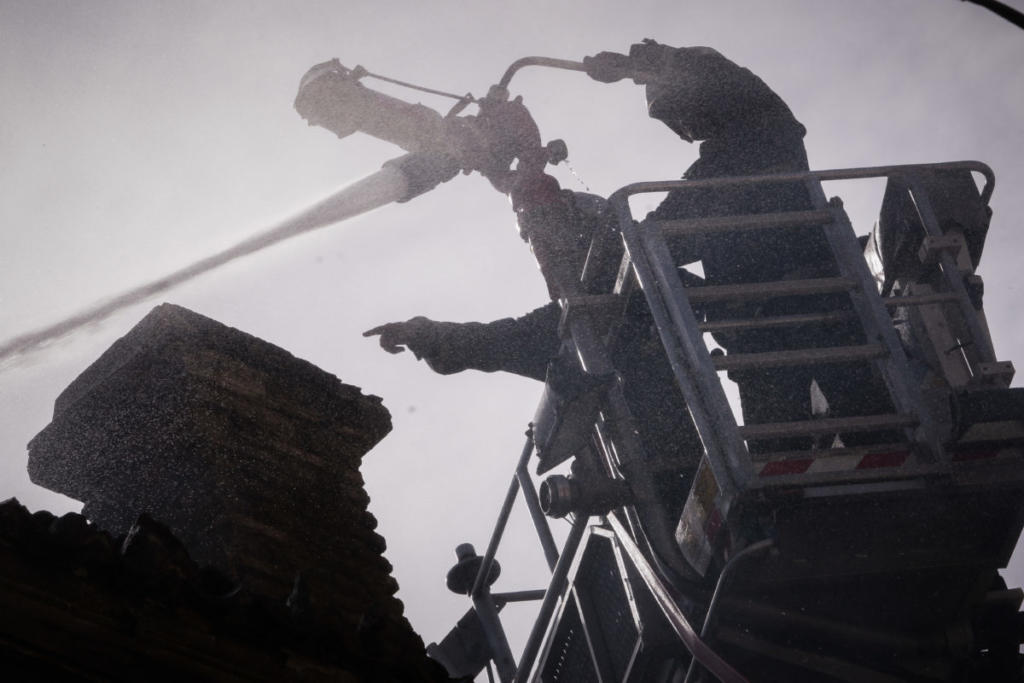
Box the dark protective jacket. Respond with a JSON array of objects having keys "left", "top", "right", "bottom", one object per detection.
[
  {"left": 425, "top": 45, "right": 829, "bottom": 371},
  {"left": 419, "top": 45, "right": 887, "bottom": 452},
  {"left": 644, "top": 46, "right": 833, "bottom": 293}
]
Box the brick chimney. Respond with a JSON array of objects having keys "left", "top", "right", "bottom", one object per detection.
[{"left": 27, "top": 304, "right": 399, "bottom": 630}]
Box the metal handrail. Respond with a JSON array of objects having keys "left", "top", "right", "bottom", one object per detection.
[
  {"left": 682, "top": 539, "right": 775, "bottom": 683},
  {"left": 465, "top": 432, "right": 567, "bottom": 682},
  {"left": 470, "top": 435, "right": 557, "bottom": 599},
  {"left": 606, "top": 514, "right": 751, "bottom": 683},
  {"left": 607, "top": 160, "right": 995, "bottom": 206}
]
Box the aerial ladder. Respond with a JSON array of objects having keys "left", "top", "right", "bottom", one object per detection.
[{"left": 294, "top": 56, "right": 1024, "bottom": 682}]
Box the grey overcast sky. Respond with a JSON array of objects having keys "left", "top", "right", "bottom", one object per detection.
[{"left": 2, "top": 0, "right": 1023, "bottom": 662}]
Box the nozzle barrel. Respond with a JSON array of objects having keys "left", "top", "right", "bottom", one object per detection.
[{"left": 294, "top": 59, "right": 455, "bottom": 156}]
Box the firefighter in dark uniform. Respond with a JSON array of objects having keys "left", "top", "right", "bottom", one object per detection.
[{"left": 366, "top": 41, "right": 886, "bottom": 453}]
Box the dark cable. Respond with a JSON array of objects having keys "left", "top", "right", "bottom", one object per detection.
[
  {"left": 962, "top": 0, "right": 1024, "bottom": 30},
  {"left": 359, "top": 67, "right": 477, "bottom": 102}
]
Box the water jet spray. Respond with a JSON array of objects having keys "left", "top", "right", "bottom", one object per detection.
[{"left": 0, "top": 57, "right": 583, "bottom": 369}]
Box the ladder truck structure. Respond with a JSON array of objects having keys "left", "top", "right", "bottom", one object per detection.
[{"left": 295, "top": 54, "right": 1024, "bottom": 682}]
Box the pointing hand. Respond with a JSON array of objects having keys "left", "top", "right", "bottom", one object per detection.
[{"left": 363, "top": 316, "right": 438, "bottom": 359}]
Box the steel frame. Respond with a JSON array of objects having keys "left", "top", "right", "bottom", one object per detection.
[{"left": 447, "top": 161, "right": 1004, "bottom": 682}]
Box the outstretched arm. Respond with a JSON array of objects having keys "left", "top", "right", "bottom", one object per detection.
[{"left": 363, "top": 302, "right": 562, "bottom": 381}]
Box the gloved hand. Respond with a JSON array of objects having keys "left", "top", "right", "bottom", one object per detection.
[
  {"left": 582, "top": 51, "right": 634, "bottom": 83},
  {"left": 628, "top": 39, "right": 669, "bottom": 69},
  {"left": 626, "top": 40, "right": 671, "bottom": 85},
  {"left": 363, "top": 316, "right": 440, "bottom": 360}
]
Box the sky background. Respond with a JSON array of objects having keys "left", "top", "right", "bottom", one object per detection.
[{"left": 2, "top": 0, "right": 1023, "bottom": 670}]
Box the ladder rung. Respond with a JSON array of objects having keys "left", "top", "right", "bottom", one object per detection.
[
  {"left": 752, "top": 442, "right": 912, "bottom": 463},
  {"left": 882, "top": 293, "right": 961, "bottom": 308},
  {"left": 699, "top": 310, "right": 855, "bottom": 334},
  {"left": 712, "top": 344, "right": 887, "bottom": 371},
  {"left": 686, "top": 277, "right": 857, "bottom": 303},
  {"left": 562, "top": 294, "right": 623, "bottom": 315},
  {"left": 655, "top": 209, "right": 835, "bottom": 237},
  {"left": 739, "top": 415, "right": 918, "bottom": 441}
]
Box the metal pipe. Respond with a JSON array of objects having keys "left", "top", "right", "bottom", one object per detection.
[
  {"left": 683, "top": 539, "right": 774, "bottom": 683},
  {"left": 471, "top": 437, "right": 534, "bottom": 598},
  {"left": 498, "top": 57, "right": 587, "bottom": 89},
  {"left": 516, "top": 461, "right": 561, "bottom": 571},
  {"left": 492, "top": 589, "right": 548, "bottom": 604},
  {"left": 606, "top": 514, "right": 750, "bottom": 683},
  {"left": 512, "top": 516, "right": 590, "bottom": 683},
  {"left": 473, "top": 590, "right": 517, "bottom": 683}
]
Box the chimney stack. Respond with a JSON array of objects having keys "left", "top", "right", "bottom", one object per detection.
[{"left": 28, "top": 304, "right": 402, "bottom": 635}]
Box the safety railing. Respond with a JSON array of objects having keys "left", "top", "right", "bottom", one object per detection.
[
  {"left": 607, "top": 161, "right": 996, "bottom": 485},
  {"left": 442, "top": 161, "right": 997, "bottom": 683}
]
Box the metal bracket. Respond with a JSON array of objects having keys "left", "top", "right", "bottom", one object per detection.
[
  {"left": 917, "top": 233, "right": 965, "bottom": 267},
  {"left": 972, "top": 360, "right": 1016, "bottom": 388}
]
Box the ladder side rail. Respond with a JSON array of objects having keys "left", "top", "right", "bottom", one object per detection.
[
  {"left": 607, "top": 192, "right": 734, "bottom": 478},
  {"left": 807, "top": 186, "right": 944, "bottom": 460},
  {"left": 638, "top": 220, "right": 753, "bottom": 485},
  {"left": 607, "top": 191, "right": 748, "bottom": 490},
  {"left": 608, "top": 204, "right": 749, "bottom": 577},
  {"left": 472, "top": 438, "right": 538, "bottom": 596},
  {"left": 904, "top": 175, "right": 999, "bottom": 365}
]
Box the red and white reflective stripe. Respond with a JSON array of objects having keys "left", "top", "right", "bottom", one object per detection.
[
  {"left": 757, "top": 450, "right": 910, "bottom": 477},
  {"left": 951, "top": 447, "right": 1016, "bottom": 462}
]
